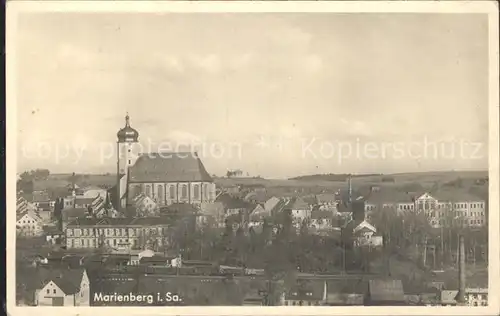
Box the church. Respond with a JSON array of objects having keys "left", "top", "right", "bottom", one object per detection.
[{"left": 115, "top": 114, "right": 216, "bottom": 210}]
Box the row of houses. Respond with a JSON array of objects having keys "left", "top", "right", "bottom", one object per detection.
[{"left": 218, "top": 184, "right": 487, "bottom": 233}]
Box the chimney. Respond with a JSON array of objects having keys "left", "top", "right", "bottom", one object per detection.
[{"left": 456, "top": 235, "right": 466, "bottom": 304}]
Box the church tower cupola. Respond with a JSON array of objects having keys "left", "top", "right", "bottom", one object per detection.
[{"left": 117, "top": 113, "right": 139, "bottom": 143}]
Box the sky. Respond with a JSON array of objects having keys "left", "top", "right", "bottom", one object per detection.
[{"left": 15, "top": 12, "right": 489, "bottom": 178}]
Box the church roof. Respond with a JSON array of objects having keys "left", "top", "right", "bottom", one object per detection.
[{"left": 128, "top": 152, "right": 213, "bottom": 183}]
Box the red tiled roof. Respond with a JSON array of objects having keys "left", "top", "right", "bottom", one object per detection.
[{"left": 128, "top": 152, "right": 213, "bottom": 183}]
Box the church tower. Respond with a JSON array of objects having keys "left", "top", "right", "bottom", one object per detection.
[{"left": 116, "top": 113, "right": 140, "bottom": 209}]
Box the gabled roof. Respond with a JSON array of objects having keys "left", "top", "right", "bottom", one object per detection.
[
  {"left": 290, "top": 197, "right": 310, "bottom": 210},
  {"left": 311, "top": 210, "right": 334, "bottom": 220},
  {"left": 199, "top": 202, "right": 225, "bottom": 217},
  {"left": 243, "top": 190, "right": 268, "bottom": 203},
  {"left": 140, "top": 255, "right": 170, "bottom": 264},
  {"left": 62, "top": 208, "right": 88, "bottom": 221},
  {"left": 430, "top": 189, "right": 485, "bottom": 203},
  {"left": 32, "top": 191, "right": 51, "bottom": 202},
  {"left": 316, "top": 193, "right": 337, "bottom": 204},
  {"left": 441, "top": 290, "right": 458, "bottom": 304},
  {"left": 128, "top": 152, "right": 213, "bottom": 183},
  {"left": 16, "top": 210, "right": 42, "bottom": 222},
  {"left": 32, "top": 267, "right": 86, "bottom": 295},
  {"left": 302, "top": 195, "right": 318, "bottom": 206},
  {"left": 263, "top": 196, "right": 280, "bottom": 213},
  {"left": 353, "top": 220, "right": 377, "bottom": 234}
]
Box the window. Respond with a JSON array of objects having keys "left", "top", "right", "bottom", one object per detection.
[
  {"left": 115, "top": 228, "right": 119, "bottom": 236},
  {"left": 145, "top": 185, "right": 152, "bottom": 197},
  {"left": 128, "top": 160, "right": 131, "bottom": 165},
  {"left": 53, "top": 289, "right": 56, "bottom": 294},
  {"left": 168, "top": 185, "right": 175, "bottom": 199},
  {"left": 181, "top": 185, "right": 188, "bottom": 199},
  {"left": 193, "top": 184, "right": 200, "bottom": 199},
  {"left": 46, "top": 289, "right": 50, "bottom": 294},
  {"left": 157, "top": 185, "right": 164, "bottom": 202},
  {"left": 113, "top": 239, "right": 117, "bottom": 246}
]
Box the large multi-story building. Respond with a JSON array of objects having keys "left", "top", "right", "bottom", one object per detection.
[
  {"left": 65, "top": 217, "right": 178, "bottom": 250},
  {"left": 115, "top": 114, "right": 216, "bottom": 209},
  {"left": 364, "top": 189, "right": 486, "bottom": 229}
]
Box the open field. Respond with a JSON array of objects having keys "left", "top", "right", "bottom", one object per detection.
[
  {"left": 214, "top": 170, "right": 487, "bottom": 189},
  {"left": 44, "top": 170, "right": 488, "bottom": 191}
]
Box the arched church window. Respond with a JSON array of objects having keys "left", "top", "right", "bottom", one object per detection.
[
  {"left": 193, "top": 184, "right": 200, "bottom": 199},
  {"left": 145, "top": 185, "right": 151, "bottom": 197},
  {"left": 133, "top": 185, "right": 141, "bottom": 199},
  {"left": 204, "top": 184, "right": 209, "bottom": 200},
  {"left": 169, "top": 186, "right": 176, "bottom": 199},
  {"left": 181, "top": 185, "right": 188, "bottom": 199},
  {"left": 157, "top": 185, "right": 164, "bottom": 203}
]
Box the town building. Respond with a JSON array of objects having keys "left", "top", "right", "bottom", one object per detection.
[
  {"left": 16, "top": 210, "right": 43, "bottom": 237},
  {"left": 324, "top": 280, "right": 366, "bottom": 306},
  {"left": 133, "top": 193, "right": 160, "bottom": 217},
  {"left": 65, "top": 217, "right": 175, "bottom": 251},
  {"left": 17, "top": 196, "right": 37, "bottom": 214},
  {"left": 316, "top": 193, "right": 338, "bottom": 212},
  {"left": 283, "top": 280, "right": 327, "bottom": 306},
  {"left": 309, "top": 209, "right": 334, "bottom": 230},
  {"left": 115, "top": 114, "right": 216, "bottom": 209},
  {"left": 289, "top": 197, "right": 312, "bottom": 223},
  {"left": 30, "top": 268, "right": 90, "bottom": 306},
  {"left": 362, "top": 188, "right": 486, "bottom": 229},
  {"left": 42, "top": 225, "right": 64, "bottom": 244},
  {"left": 366, "top": 279, "right": 406, "bottom": 305}
]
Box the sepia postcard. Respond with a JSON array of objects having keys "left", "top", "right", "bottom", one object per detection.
[{"left": 5, "top": 1, "right": 500, "bottom": 315}]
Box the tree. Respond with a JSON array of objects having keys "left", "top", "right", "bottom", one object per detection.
[
  {"left": 19, "top": 169, "right": 50, "bottom": 182},
  {"left": 232, "top": 227, "right": 247, "bottom": 265},
  {"left": 220, "top": 219, "right": 234, "bottom": 263},
  {"left": 54, "top": 198, "right": 64, "bottom": 232}
]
